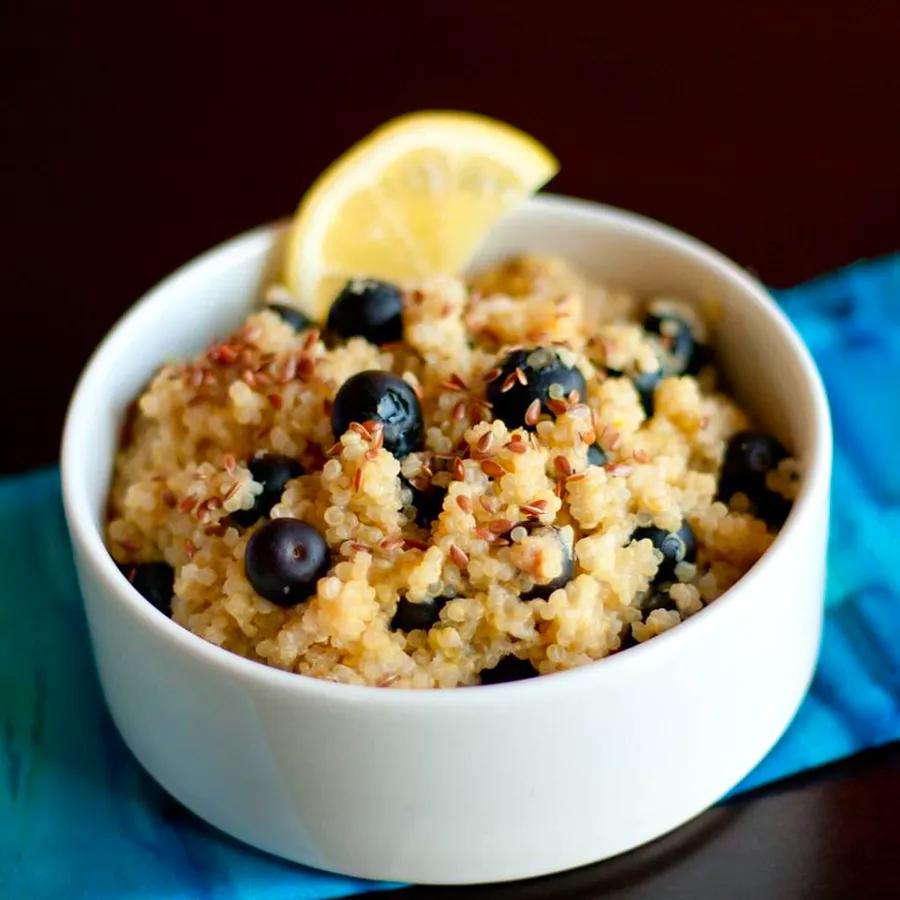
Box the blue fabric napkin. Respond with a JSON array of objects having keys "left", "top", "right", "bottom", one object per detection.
[{"left": 2, "top": 255, "right": 899, "bottom": 898}]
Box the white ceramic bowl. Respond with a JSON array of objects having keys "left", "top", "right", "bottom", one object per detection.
[{"left": 61, "top": 195, "right": 831, "bottom": 885}]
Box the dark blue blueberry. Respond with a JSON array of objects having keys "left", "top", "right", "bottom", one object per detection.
[
  {"left": 120, "top": 561, "right": 175, "bottom": 615},
  {"left": 631, "top": 522, "right": 697, "bottom": 584},
  {"left": 486, "top": 347, "right": 588, "bottom": 430},
  {"left": 332, "top": 370, "right": 423, "bottom": 458},
  {"left": 685, "top": 342, "right": 713, "bottom": 376},
  {"left": 718, "top": 431, "right": 789, "bottom": 503},
  {"left": 267, "top": 303, "right": 313, "bottom": 332},
  {"left": 587, "top": 444, "right": 607, "bottom": 467},
  {"left": 521, "top": 526, "right": 575, "bottom": 600},
  {"left": 632, "top": 370, "right": 661, "bottom": 416},
  {"left": 327, "top": 279, "right": 404, "bottom": 345},
  {"left": 244, "top": 518, "right": 329, "bottom": 607},
  {"left": 480, "top": 654, "right": 539, "bottom": 685},
  {"left": 390, "top": 595, "right": 450, "bottom": 632},
  {"left": 643, "top": 311, "right": 696, "bottom": 375},
  {"left": 401, "top": 476, "right": 446, "bottom": 527},
  {"left": 754, "top": 488, "right": 793, "bottom": 529},
  {"left": 231, "top": 454, "right": 303, "bottom": 527},
  {"left": 641, "top": 587, "right": 677, "bottom": 616},
  {"left": 618, "top": 625, "right": 638, "bottom": 651}
]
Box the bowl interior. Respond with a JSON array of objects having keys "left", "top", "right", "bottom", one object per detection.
[{"left": 66, "top": 196, "right": 817, "bottom": 571}]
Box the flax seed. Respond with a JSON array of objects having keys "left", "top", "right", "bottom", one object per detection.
[
  {"left": 449, "top": 544, "right": 469, "bottom": 569},
  {"left": 402, "top": 537, "right": 430, "bottom": 551},
  {"left": 499, "top": 372, "right": 518, "bottom": 393},
  {"left": 281, "top": 355, "right": 297, "bottom": 383},
  {"left": 481, "top": 459, "right": 506, "bottom": 478}
]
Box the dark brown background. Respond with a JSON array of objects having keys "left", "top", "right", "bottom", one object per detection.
[{"left": 3, "top": 2, "right": 899, "bottom": 897}]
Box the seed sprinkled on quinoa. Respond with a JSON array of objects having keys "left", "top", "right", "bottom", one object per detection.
[
  {"left": 481, "top": 459, "right": 506, "bottom": 478},
  {"left": 524, "top": 399, "right": 542, "bottom": 426},
  {"left": 449, "top": 544, "right": 469, "bottom": 569}
]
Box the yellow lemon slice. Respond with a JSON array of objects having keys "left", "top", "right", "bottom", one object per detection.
[{"left": 283, "top": 111, "right": 558, "bottom": 319}]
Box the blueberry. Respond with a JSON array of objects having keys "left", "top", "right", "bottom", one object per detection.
[
  {"left": 327, "top": 279, "right": 404, "bottom": 345},
  {"left": 641, "top": 587, "right": 677, "bottom": 616},
  {"left": 267, "top": 303, "right": 313, "bottom": 332},
  {"left": 685, "top": 342, "right": 713, "bottom": 376},
  {"left": 401, "top": 476, "right": 447, "bottom": 527},
  {"left": 479, "top": 655, "right": 539, "bottom": 685},
  {"left": 643, "top": 311, "right": 695, "bottom": 375},
  {"left": 231, "top": 454, "right": 303, "bottom": 528},
  {"left": 587, "top": 444, "right": 607, "bottom": 467},
  {"left": 486, "top": 347, "right": 588, "bottom": 430},
  {"left": 521, "top": 525, "right": 575, "bottom": 600},
  {"left": 390, "top": 595, "right": 450, "bottom": 632},
  {"left": 119, "top": 561, "right": 175, "bottom": 615},
  {"left": 718, "top": 431, "right": 788, "bottom": 503},
  {"left": 631, "top": 522, "right": 697, "bottom": 584},
  {"left": 632, "top": 371, "right": 661, "bottom": 416},
  {"left": 244, "top": 518, "right": 329, "bottom": 607},
  {"left": 618, "top": 625, "right": 638, "bottom": 651},
  {"left": 754, "top": 488, "right": 793, "bottom": 529},
  {"left": 332, "top": 370, "right": 423, "bottom": 458}
]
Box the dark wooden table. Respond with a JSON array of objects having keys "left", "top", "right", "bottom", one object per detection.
[{"left": 3, "top": 3, "right": 899, "bottom": 897}]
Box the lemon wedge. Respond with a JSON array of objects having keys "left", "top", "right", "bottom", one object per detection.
[{"left": 282, "top": 111, "right": 558, "bottom": 318}]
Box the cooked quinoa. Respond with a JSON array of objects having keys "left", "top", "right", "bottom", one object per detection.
[{"left": 107, "top": 255, "right": 799, "bottom": 688}]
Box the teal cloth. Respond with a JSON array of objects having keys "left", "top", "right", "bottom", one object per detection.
[{"left": 2, "top": 254, "right": 899, "bottom": 897}]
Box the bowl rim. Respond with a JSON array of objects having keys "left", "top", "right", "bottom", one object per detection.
[{"left": 60, "top": 192, "right": 832, "bottom": 707}]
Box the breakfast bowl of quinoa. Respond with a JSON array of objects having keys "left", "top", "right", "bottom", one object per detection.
[{"left": 61, "top": 116, "right": 830, "bottom": 885}]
